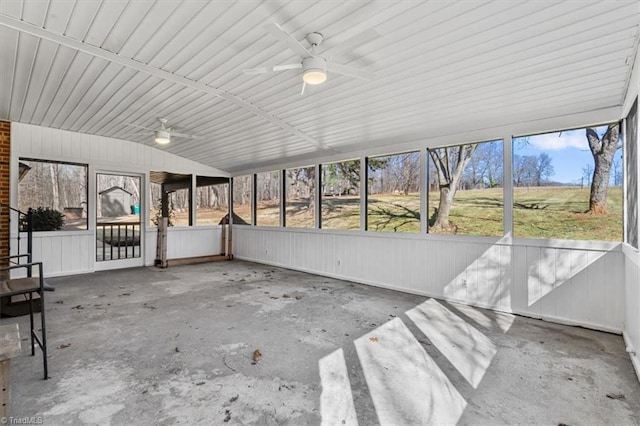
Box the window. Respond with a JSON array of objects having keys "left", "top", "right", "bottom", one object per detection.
[
  {"left": 196, "top": 177, "right": 228, "bottom": 226},
  {"left": 168, "top": 188, "right": 190, "bottom": 227},
  {"left": 513, "top": 124, "right": 622, "bottom": 241},
  {"left": 625, "top": 100, "right": 638, "bottom": 248},
  {"left": 18, "top": 159, "right": 88, "bottom": 230},
  {"left": 256, "top": 171, "right": 280, "bottom": 226},
  {"left": 367, "top": 152, "right": 420, "bottom": 232},
  {"left": 285, "top": 166, "right": 315, "bottom": 228},
  {"left": 232, "top": 175, "right": 252, "bottom": 225},
  {"left": 321, "top": 160, "right": 360, "bottom": 230},
  {"left": 428, "top": 140, "right": 504, "bottom": 236},
  {"left": 149, "top": 179, "right": 190, "bottom": 227},
  {"left": 150, "top": 182, "right": 162, "bottom": 227}
]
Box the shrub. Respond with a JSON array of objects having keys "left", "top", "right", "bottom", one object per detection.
[{"left": 30, "top": 207, "right": 65, "bottom": 231}]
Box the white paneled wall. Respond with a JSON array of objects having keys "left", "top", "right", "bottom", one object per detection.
[
  {"left": 10, "top": 123, "right": 226, "bottom": 275},
  {"left": 144, "top": 227, "right": 223, "bottom": 265},
  {"left": 625, "top": 245, "right": 640, "bottom": 378},
  {"left": 234, "top": 227, "right": 625, "bottom": 333},
  {"left": 166, "top": 227, "right": 222, "bottom": 259}
]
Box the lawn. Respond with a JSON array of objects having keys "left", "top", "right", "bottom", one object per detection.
[
  {"left": 171, "top": 186, "right": 623, "bottom": 242},
  {"left": 512, "top": 186, "right": 622, "bottom": 241}
]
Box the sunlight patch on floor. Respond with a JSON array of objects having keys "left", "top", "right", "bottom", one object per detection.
[
  {"left": 319, "top": 348, "right": 358, "bottom": 426},
  {"left": 354, "top": 317, "right": 466, "bottom": 425},
  {"left": 407, "top": 299, "right": 497, "bottom": 389},
  {"left": 450, "top": 301, "right": 515, "bottom": 333}
]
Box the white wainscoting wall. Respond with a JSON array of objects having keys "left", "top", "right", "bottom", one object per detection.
[
  {"left": 144, "top": 227, "right": 222, "bottom": 266},
  {"left": 234, "top": 226, "right": 625, "bottom": 333},
  {"left": 624, "top": 245, "right": 640, "bottom": 378}
]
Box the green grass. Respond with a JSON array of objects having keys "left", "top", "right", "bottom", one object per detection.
[
  {"left": 232, "top": 186, "right": 623, "bottom": 241},
  {"left": 428, "top": 188, "right": 503, "bottom": 236},
  {"left": 512, "top": 186, "right": 622, "bottom": 241}
]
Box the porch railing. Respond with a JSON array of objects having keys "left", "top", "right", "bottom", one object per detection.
[
  {"left": 0, "top": 203, "right": 33, "bottom": 275},
  {"left": 96, "top": 222, "right": 141, "bottom": 261}
]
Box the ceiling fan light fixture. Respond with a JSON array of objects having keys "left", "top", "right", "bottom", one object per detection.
[
  {"left": 155, "top": 129, "right": 171, "bottom": 145},
  {"left": 302, "top": 57, "right": 327, "bottom": 85}
]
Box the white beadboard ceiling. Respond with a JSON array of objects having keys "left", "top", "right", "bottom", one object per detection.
[{"left": 0, "top": 0, "right": 638, "bottom": 174}]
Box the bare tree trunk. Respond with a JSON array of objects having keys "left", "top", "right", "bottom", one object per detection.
[
  {"left": 430, "top": 144, "right": 477, "bottom": 230},
  {"left": 586, "top": 124, "right": 620, "bottom": 214}
]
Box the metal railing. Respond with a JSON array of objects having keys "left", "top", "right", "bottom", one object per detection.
[
  {"left": 0, "top": 203, "right": 33, "bottom": 275},
  {"left": 96, "top": 222, "right": 141, "bottom": 261}
]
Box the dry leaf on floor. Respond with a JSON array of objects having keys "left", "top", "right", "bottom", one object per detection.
[
  {"left": 57, "top": 343, "right": 71, "bottom": 349},
  {"left": 606, "top": 393, "right": 626, "bottom": 400},
  {"left": 252, "top": 349, "right": 262, "bottom": 364},
  {"left": 369, "top": 336, "right": 379, "bottom": 343}
]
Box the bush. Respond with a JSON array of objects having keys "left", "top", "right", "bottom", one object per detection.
[{"left": 30, "top": 207, "right": 64, "bottom": 231}]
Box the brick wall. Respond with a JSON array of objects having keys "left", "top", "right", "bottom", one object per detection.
[{"left": 0, "top": 120, "right": 10, "bottom": 261}]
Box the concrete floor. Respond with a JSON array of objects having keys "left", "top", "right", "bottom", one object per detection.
[{"left": 3, "top": 260, "right": 640, "bottom": 425}]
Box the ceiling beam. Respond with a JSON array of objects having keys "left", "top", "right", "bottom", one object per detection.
[{"left": 0, "top": 14, "right": 336, "bottom": 153}]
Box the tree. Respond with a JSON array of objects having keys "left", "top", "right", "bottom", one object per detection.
[
  {"left": 534, "top": 153, "right": 554, "bottom": 186},
  {"left": 462, "top": 141, "right": 503, "bottom": 189},
  {"left": 513, "top": 155, "right": 538, "bottom": 187},
  {"left": 429, "top": 144, "right": 477, "bottom": 230},
  {"left": 586, "top": 123, "right": 620, "bottom": 214},
  {"left": 390, "top": 152, "right": 420, "bottom": 194},
  {"left": 582, "top": 164, "right": 593, "bottom": 188}
]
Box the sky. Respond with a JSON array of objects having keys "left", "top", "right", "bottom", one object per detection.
[{"left": 513, "top": 125, "right": 623, "bottom": 185}]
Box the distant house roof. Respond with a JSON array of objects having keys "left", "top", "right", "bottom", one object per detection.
[
  {"left": 18, "top": 161, "right": 31, "bottom": 181},
  {"left": 99, "top": 186, "right": 132, "bottom": 196}
]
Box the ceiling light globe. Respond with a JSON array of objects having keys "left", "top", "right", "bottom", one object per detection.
[
  {"left": 302, "top": 56, "right": 327, "bottom": 85},
  {"left": 303, "top": 70, "right": 327, "bottom": 85},
  {"left": 155, "top": 130, "right": 171, "bottom": 145}
]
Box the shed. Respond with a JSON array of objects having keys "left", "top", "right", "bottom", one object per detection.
[{"left": 99, "top": 186, "right": 132, "bottom": 218}]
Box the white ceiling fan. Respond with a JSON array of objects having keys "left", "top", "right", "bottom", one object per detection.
[
  {"left": 124, "top": 118, "right": 199, "bottom": 145},
  {"left": 244, "top": 23, "right": 376, "bottom": 94}
]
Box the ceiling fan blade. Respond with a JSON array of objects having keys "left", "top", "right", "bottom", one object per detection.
[
  {"left": 243, "top": 67, "right": 269, "bottom": 75},
  {"left": 273, "top": 63, "right": 302, "bottom": 72},
  {"left": 124, "top": 122, "right": 155, "bottom": 132},
  {"left": 170, "top": 131, "right": 200, "bottom": 139},
  {"left": 327, "top": 62, "right": 375, "bottom": 80},
  {"left": 266, "top": 23, "right": 311, "bottom": 58}
]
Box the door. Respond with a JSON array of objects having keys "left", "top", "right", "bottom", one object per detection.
[{"left": 95, "top": 173, "right": 143, "bottom": 270}]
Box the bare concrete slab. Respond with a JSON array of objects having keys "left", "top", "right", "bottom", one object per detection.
[{"left": 2, "top": 260, "right": 639, "bottom": 425}]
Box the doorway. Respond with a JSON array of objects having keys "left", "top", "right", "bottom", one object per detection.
[{"left": 95, "top": 173, "right": 143, "bottom": 269}]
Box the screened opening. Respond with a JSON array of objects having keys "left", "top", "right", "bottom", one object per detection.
[
  {"left": 428, "top": 140, "right": 504, "bottom": 236},
  {"left": 196, "top": 176, "right": 229, "bottom": 226},
  {"left": 256, "top": 171, "right": 280, "bottom": 226},
  {"left": 232, "top": 175, "right": 252, "bottom": 225},
  {"left": 321, "top": 160, "right": 361, "bottom": 230},
  {"left": 513, "top": 124, "right": 623, "bottom": 241},
  {"left": 367, "top": 152, "right": 420, "bottom": 232},
  {"left": 18, "top": 158, "right": 88, "bottom": 231},
  {"left": 150, "top": 171, "right": 192, "bottom": 227},
  {"left": 285, "top": 166, "right": 315, "bottom": 228},
  {"left": 626, "top": 99, "right": 638, "bottom": 248}
]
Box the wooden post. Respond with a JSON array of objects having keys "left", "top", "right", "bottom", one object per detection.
[
  {"left": 0, "top": 324, "right": 21, "bottom": 418},
  {"left": 156, "top": 217, "right": 168, "bottom": 268},
  {"left": 220, "top": 223, "right": 226, "bottom": 256},
  {"left": 227, "top": 216, "right": 233, "bottom": 260}
]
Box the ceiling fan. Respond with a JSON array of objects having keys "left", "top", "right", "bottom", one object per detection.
[
  {"left": 124, "top": 118, "right": 199, "bottom": 145},
  {"left": 244, "top": 23, "right": 375, "bottom": 94}
]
